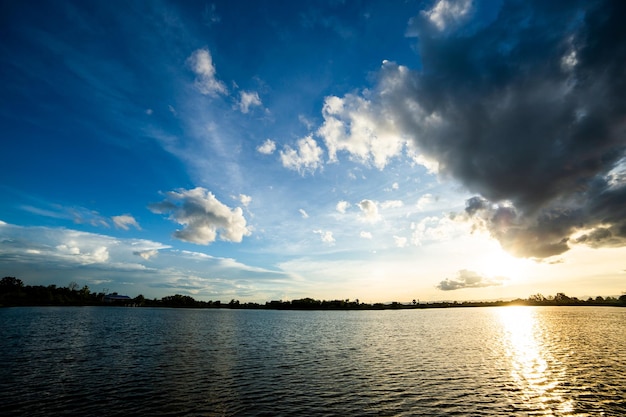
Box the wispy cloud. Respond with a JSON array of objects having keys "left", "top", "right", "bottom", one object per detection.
[
  {"left": 314, "top": 229, "right": 335, "bottom": 245},
  {"left": 237, "top": 90, "right": 262, "bottom": 113},
  {"left": 22, "top": 204, "right": 109, "bottom": 228},
  {"left": 238, "top": 194, "right": 252, "bottom": 207},
  {"left": 187, "top": 48, "right": 227, "bottom": 96},
  {"left": 0, "top": 221, "right": 295, "bottom": 299},
  {"left": 202, "top": 3, "right": 221, "bottom": 27},
  {"left": 112, "top": 214, "right": 141, "bottom": 230}
]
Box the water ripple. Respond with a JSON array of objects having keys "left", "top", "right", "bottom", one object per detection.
[{"left": 1, "top": 306, "right": 625, "bottom": 416}]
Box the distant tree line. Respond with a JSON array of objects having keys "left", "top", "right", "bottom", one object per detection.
[{"left": 1, "top": 277, "right": 625, "bottom": 309}]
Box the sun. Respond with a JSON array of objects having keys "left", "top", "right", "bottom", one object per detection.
[{"left": 479, "top": 248, "right": 532, "bottom": 281}]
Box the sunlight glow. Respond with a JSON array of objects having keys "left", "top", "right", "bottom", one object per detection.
[
  {"left": 479, "top": 249, "right": 533, "bottom": 281},
  {"left": 497, "top": 307, "right": 575, "bottom": 415}
]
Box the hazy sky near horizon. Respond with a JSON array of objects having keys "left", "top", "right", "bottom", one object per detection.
[{"left": 1, "top": 0, "right": 625, "bottom": 302}]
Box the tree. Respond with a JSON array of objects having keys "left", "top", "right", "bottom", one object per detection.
[
  {"left": 0, "top": 277, "right": 24, "bottom": 289},
  {"left": 554, "top": 293, "right": 571, "bottom": 304},
  {"left": 79, "top": 285, "right": 91, "bottom": 300},
  {"left": 68, "top": 281, "right": 79, "bottom": 291}
]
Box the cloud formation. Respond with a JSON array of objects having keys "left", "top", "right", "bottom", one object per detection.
[
  {"left": 112, "top": 214, "right": 140, "bottom": 230},
  {"left": 422, "top": 0, "right": 472, "bottom": 31},
  {"left": 314, "top": 229, "right": 335, "bottom": 245},
  {"left": 149, "top": 187, "right": 250, "bottom": 245},
  {"left": 22, "top": 204, "right": 110, "bottom": 228},
  {"left": 358, "top": 199, "right": 380, "bottom": 223},
  {"left": 257, "top": 139, "right": 276, "bottom": 155},
  {"left": 320, "top": 0, "right": 626, "bottom": 258},
  {"left": 237, "top": 91, "right": 262, "bottom": 113},
  {"left": 336, "top": 200, "right": 350, "bottom": 214},
  {"left": 238, "top": 194, "right": 252, "bottom": 207},
  {"left": 437, "top": 269, "right": 505, "bottom": 291},
  {"left": 317, "top": 94, "right": 405, "bottom": 169},
  {"left": 187, "top": 48, "right": 227, "bottom": 96},
  {"left": 280, "top": 135, "right": 324, "bottom": 174},
  {"left": 0, "top": 222, "right": 166, "bottom": 269}
]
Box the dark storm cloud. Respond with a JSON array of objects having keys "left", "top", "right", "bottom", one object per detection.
[{"left": 380, "top": 0, "right": 626, "bottom": 257}]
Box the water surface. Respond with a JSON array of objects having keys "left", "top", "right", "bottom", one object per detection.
[{"left": 1, "top": 306, "right": 624, "bottom": 416}]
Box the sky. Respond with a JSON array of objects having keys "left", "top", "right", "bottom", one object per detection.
[{"left": 1, "top": 0, "right": 625, "bottom": 303}]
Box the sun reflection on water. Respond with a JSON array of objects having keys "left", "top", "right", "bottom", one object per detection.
[{"left": 497, "top": 307, "right": 577, "bottom": 416}]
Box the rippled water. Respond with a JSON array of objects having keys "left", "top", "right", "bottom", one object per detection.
[{"left": 1, "top": 306, "right": 625, "bottom": 416}]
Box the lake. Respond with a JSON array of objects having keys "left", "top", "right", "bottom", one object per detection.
[{"left": 1, "top": 306, "right": 624, "bottom": 416}]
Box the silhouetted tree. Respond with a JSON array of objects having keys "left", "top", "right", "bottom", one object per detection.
[
  {"left": 1, "top": 276, "right": 24, "bottom": 289},
  {"left": 134, "top": 294, "right": 145, "bottom": 306},
  {"left": 554, "top": 293, "right": 571, "bottom": 304}
]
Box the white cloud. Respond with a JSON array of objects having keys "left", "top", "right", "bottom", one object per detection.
[
  {"left": 392, "top": 182, "right": 399, "bottom": 190},
  {"left": 422, "top": 0, "right": 473, "bottom": 31},
  {"left": 134, "top": 249, "right": 159, "bottom": 260},
  {"left": 149, "top": 187, "right": 250, "bottom": 245},
  {"left": 56, "top": 243, "right": 80, "bottom": 256},
  {"left": 0, "top": 221, "right": 293, "bottom": 300},
  {"left": 358, "top": 199, "right": 380, "bottom": 223},
  {"left": 0, "top": 223, "right": 168, "bottom": 270},
  {"left": 336, "top": 200, "right": 350, "bottom": 214},
  {"left": 408, "top": 151, "right": 440, "bottom": 175},
  {"left": 279, "top": 135, "right": 324, "bottom": 175},
  {"left": 360, "top": 231, "right": 373, "bottom": 239},
  {"left": 411, "top": 215, "right": 469, "bottom": 246},
  {"left": 299, "top": 209, "right": 309, "bottom": 219},
  {"left": 112, "top": 214, "right": 141, "bottom": 230},
  {"left": 393, "top": 236, "right": 408, "bottom": 248},
  {"left": 238, "top": 194, "right": 252, "bottom": 207},
  {"left": 317, "top": 93, "right": 406, "bottom": 169},
  {"left": 55, "top": 242, "right": 109, "bottom": 264},
  {"left": 238, "top": 90, "right": 262, "bottom": 113},
  {"left": 257, "top": 139, "right": 276, "bottom": 155},
  {"left": 416, "top": 193, "right": 434, "bottom": 211},
  {"left": 187, "top": 48, "right": 227, "bottom": 96},
  {"left": 314, "top": 229, "right": 335, "bottom": 245}
]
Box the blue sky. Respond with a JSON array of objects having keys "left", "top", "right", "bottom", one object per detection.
[{"left": 1, "top": 0, "right": 625, "bottom": 302}]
